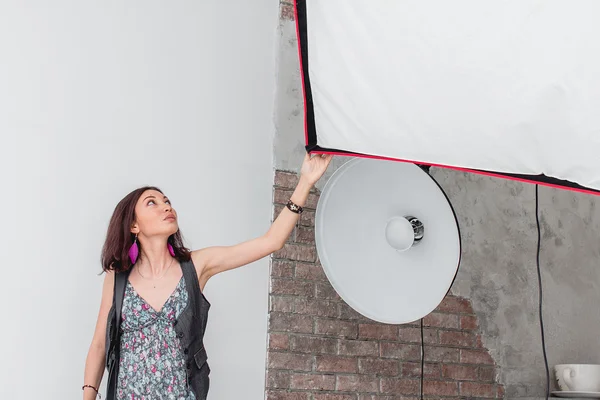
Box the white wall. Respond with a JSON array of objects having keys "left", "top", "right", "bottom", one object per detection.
[{"left": 0, "top": 2, "right": 278, "bottom": 399}]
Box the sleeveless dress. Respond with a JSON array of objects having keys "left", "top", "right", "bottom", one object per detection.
[{"left": 116, "top": 275, "right": 196, "bottom": 400}]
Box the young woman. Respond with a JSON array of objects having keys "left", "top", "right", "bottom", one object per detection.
[{"left": 82, "top": 153, "right": 333, "bottom": 400}]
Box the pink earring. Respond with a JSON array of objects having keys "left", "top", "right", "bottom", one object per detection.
[
  {"left": 129, "top": 234, "right": 139, "bottom": 264},
  {"left": 168, "top": 243, "right": 175, "bottom": 257}
]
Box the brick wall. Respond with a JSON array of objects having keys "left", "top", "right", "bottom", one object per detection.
[
  {"left": 266, "top": 171, "right": 504, "bottom": 400},
  {"left": 280, "top": 2, "right": 295, "bottom": 21}
]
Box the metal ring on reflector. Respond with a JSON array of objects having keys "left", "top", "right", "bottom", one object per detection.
[{"left": 315, "top": 157, "right": 461, "bottom": 324}]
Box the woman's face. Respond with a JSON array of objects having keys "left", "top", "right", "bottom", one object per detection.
[{"left": 131, "top": 189, "right": 179, "bottom": 238}]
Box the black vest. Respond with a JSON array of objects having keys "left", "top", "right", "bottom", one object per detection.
[{"left": 104, "top": 260, "right": 211, "bottom": 399}]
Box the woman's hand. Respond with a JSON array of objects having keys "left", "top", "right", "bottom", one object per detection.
[{"left": 300, "top": 152, "right": 334, "bottom": 185}]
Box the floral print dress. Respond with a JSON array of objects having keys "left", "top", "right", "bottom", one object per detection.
[{"left": 116, "top": 276, "right": 196, "bottom": 400}]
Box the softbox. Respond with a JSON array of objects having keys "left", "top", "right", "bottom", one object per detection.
[{"left": 294, "top": 0, "right": 600, "bottom": 194}]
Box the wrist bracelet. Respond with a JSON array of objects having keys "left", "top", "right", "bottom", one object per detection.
[
  {"left": 286, "top": 199, "right": 303, "bottom": 214},
  {"left": 82, "top": 384, "right": 101, "bottom": 399}
]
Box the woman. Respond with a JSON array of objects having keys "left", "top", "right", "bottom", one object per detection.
[{"left": 82, "top": 153, "right": 333, "bottom": 400}]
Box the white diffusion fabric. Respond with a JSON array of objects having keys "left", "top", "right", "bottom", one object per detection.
[{"left": 304, "top": 0, "right": 600, "bottom": 191}]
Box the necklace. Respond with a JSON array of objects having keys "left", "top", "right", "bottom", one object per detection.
[{"left": 137, "top": 256, "right": 175, "bottom": 288}]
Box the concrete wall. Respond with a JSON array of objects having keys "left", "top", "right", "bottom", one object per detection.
[
  {"left": 432, "top": 170, "right": 600, "bottom": 399},
  {"left": 273, "top": 2, "right": 600, "bottom": 398}
]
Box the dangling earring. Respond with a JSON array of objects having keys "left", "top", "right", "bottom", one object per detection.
[
  {"left": 129, "top": 234, "right": 139, "bottom": 264},
  {"left": 168, "top": 243, "right": 175, "bottom": 257}
]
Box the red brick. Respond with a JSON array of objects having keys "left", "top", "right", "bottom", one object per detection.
[
  {"left": 305, "top": 193, "right": 319, "bottom": 209},
  {"left": 380, "top": 378, "right": 420, "bottom": 395},
  {"left": 270, "top": 313, "right": 313, "bottom": 334},
  {"left": 316, "top": 281, "right": 341, "bottom": 300},
  {"left": 339, "top": 339, "right": 379, "bottom": 357},
  {"left": 275, "top": 171, "right": 299, "bottom": 189},
  {"left": 280, "top": 3, "right": 295, "bottom": 21},
  {"left": 476, "top": 334, "right": 485, "bottom": 348},
  {"left": 271, "top": 279, "right": 314, "bottom": 297},
  {"left": 266, "top": 390, "right": 309, "bottom": 400},
  {"left": 397, "top": 326, "right": 437, "bottom": 344},
  {"left": 272, "top": 260, "right": 295, "bottom": 278},
  {"left": 424, "top": 346, "right": 460, "bottom": 363},
  {"left": 439, "top": 331, "right": 475, "bottom": 347},
  {"left": 314, "top": 395, "right": 355, "bottom": 400},
  {"left": 339, "top": 303, "right": 372, "bottom": 322},
  {"left": 268, "top": 352, "right": 312, "bottom": 371},
  {"left": 267, "top": 370, "right": 291, "bottom": 389},
  {"left": 315, "top": 319, "right": 358, "bottom": 338},
  {"left": 442, "top": 364, "right": 478, "bottom": 380},
  {"left": 379, "top": 342, "right": 420, "bottom": 361},
  {"left": 358, "top": 396, "right": 420, "bottom": 400},
  {"left": 497, "top": 385, "right": 505, "bottom": 398},
  {"left": 290, "top": 335, "right": 338, "bottom": 354},
  {"left": 424, "top": 328, "right": 439, "bottom": 344},
  {"left": 437, "top": 296, "right": 473, "bottom": 313},
  {"left": 269, "top": 333, "right": 290, "bottom": 350},
  {"left": 290, "top": 373, "right": 335, "bottom": 391},
  {"left": 423, "top": 313, "right": 459, "bottom": 329},
  {"left": 359, "top": 324, "right": 398, "bottom": 340},
  {"left": 296, "top": 225, "right": 315, "bottom": 245},
  {"left": 398, "top": 327, "right": 421, "bottom": 343},
  {"left": 336, "top": 374, "right": 378, "bottom": 392},
  {"left": 274, "top": 188, "right": 294, "bottom": 205},
  {"left": 359, "top": 358, "right": 399, "bottom": 376},
  {"left": 315, "top": 355, "right": 358, "bottom": 373},
  {"left": 460, "top": 349, "right": 494, "bottom": 365},
  {"left": 460, "top": 382, "right": 496, "bottom": 398},
  {"left": 479, "top": 366, "right": 496, "bottom": 382},
  {"left": 424, "top": 381, "right": 459, "bottom": 396},
  {"left": 273, "top": 204, "right": 285, "bottom": 219},
  {"left": 361, "top": 397, "right": 420, "bottom": 400},
  {"left": 295, "top": 262, "right": 327, "bottom": 281},
  {"left": 401, "top": 362, "right": 441, "bottom": 379},
  {"left": 461, "top": 315, "right": 478, "bottom": 330},
  {"left": 285, "top": 230, "right": 296, "bottom": 244},
  {"left": 295, "top": 298, "right": 338, "bottom": 318},
  {"left": 299, "top": 209, "right": 315, "bottom": 226},
  {"left": 274, "top": 243, "right": 317, "bottom": 262},
  {"left": 270, "top": 296, "right": 295, "bottom": 313}
]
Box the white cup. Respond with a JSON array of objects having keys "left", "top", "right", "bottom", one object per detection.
[{"left": 554, "top": 364, "right": 600, "bottom": 392}]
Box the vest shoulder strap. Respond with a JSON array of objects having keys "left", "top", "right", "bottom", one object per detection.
[{"left": 114, "top": 269, "right": 128, "bottom": 328}]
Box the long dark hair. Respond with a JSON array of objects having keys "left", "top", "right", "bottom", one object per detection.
[{"left": 101, "top": 186, "right": 191, "bottom": 273}]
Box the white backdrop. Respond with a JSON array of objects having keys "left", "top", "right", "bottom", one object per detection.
[{"left": 0, "top": 1, "right": 278, "bottom": 399}]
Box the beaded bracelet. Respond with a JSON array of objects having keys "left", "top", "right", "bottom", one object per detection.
[
  {"left": 286, "top": 199, "right": 303, "bottom": 214},
  {"left": 82, "top": 384, "right": 102, "bottom": 399}
]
